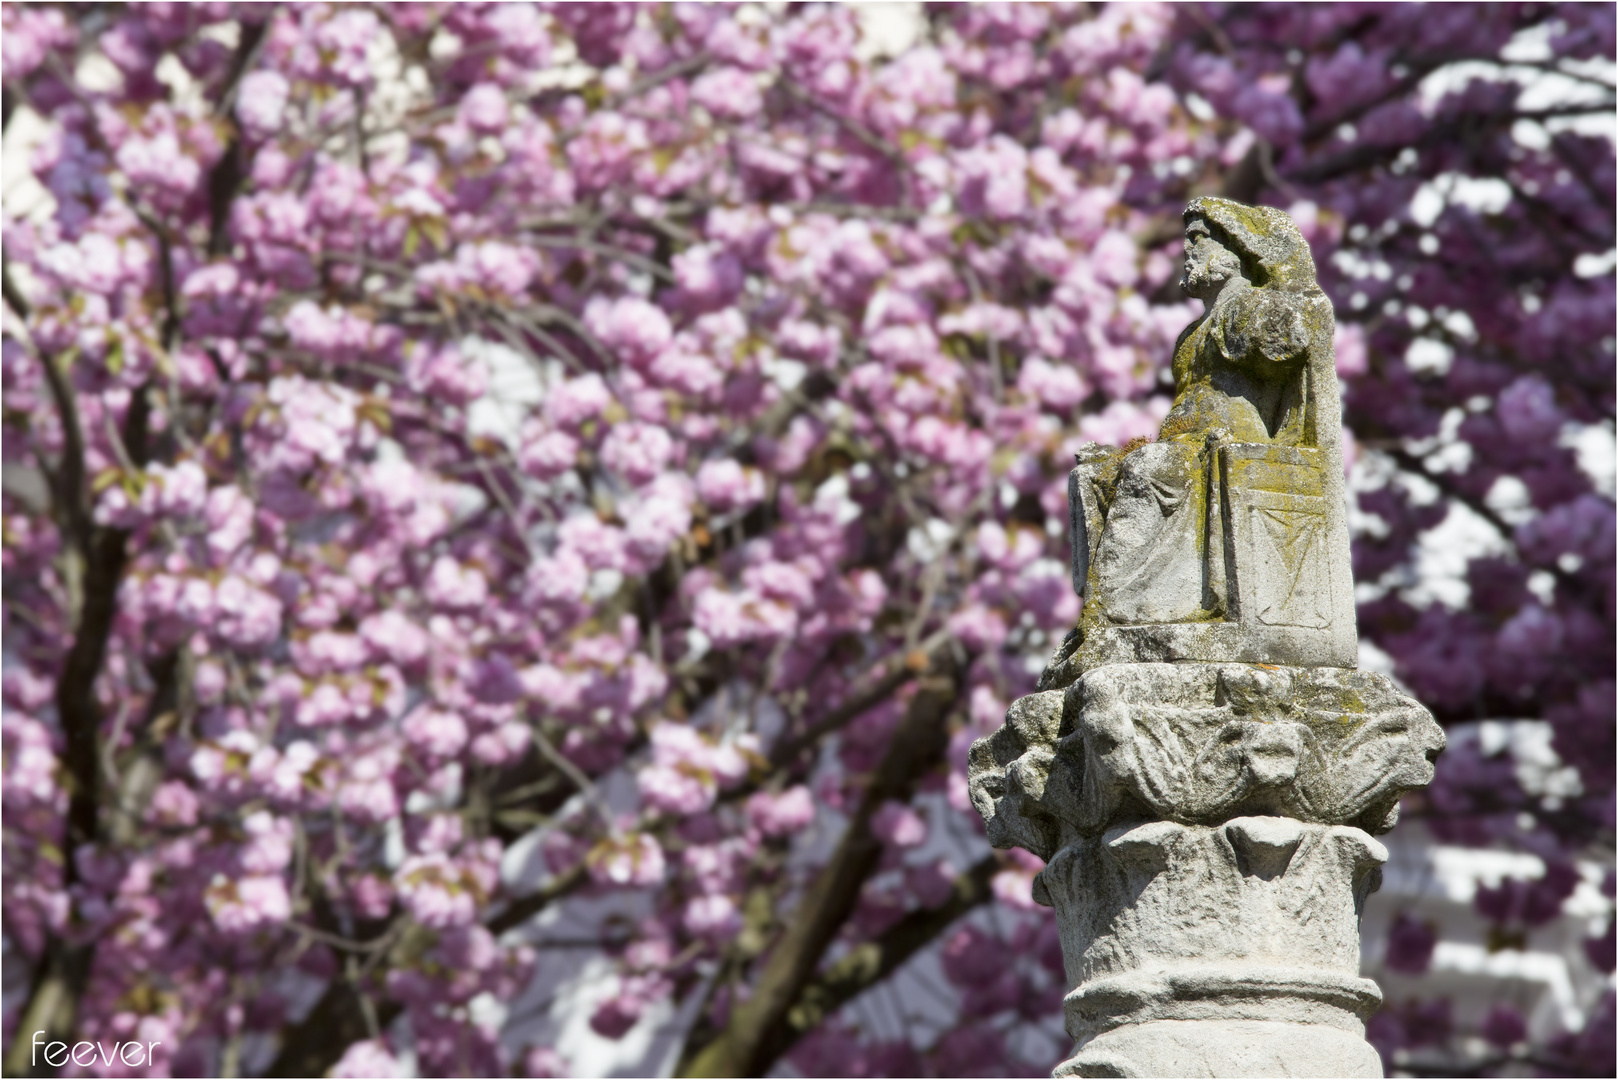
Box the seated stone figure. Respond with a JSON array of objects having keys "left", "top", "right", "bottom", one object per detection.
[{"left": 1062, "top": 197, "right": 1357, "bottom": 675}]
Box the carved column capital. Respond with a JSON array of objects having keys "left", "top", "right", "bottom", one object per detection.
[{"left": 970, "top": 662, "right": 1441, "bottom": 1077}]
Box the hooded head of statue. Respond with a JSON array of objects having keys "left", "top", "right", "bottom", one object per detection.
[{"left": 1183, "top": 196, "right": 1321, "bottom": 295}]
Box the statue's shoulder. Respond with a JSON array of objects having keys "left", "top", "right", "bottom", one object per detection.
[
  {"left": 1172, "top": 310, "right": 1208, "bottom": 356},
  {"left": 1212, "top": 287, "right": 1327, "bottom": 365}
]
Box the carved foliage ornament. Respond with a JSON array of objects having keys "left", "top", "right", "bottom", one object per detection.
[{"left": 969, "top": 662, "right": 1445, "bottom": 863}]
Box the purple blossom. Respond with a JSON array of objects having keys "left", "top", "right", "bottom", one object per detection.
[
  {"left": 1480, "top": 1004, "right": 1526, "bottom": 1048},
  {"left": 747, "top": 786, "right": 815, "bottom": 837},
  {"left": 696, "top": 459, "right": 767, "bottom": 512},
  {"left": 1383, "top": 912, "right": 1437, "bottom": 974},
  {"left": 237, "top": 70, "right": 290, "bottom": 139},
  {"left": 1231, "top": 78, "right": 1304, "bottom": 145},
  {"left": 1496, "top": 375, "right": 1562, "bottom": 443}
]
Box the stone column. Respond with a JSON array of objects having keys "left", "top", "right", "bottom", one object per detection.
[
  {"left": 969, "top": 199, "right": 1446, "bottom": 1079},
  {"left": 970, "top": 661, "right": 1443, "bottom": 1077}
]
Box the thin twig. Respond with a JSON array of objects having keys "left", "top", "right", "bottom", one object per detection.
[
  {"left": 524, "top": 233, "right": 675, "bottom": 283},
  {"left": 288, "top": 920, "right": 401, "bottom": 954},
  {"left": 768, "top": 628, "right": 952, "bottom": 769},
  {"left": 530, "top": 725, "right": 620, "bottom": 836}
]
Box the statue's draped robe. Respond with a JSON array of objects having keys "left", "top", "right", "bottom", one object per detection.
[{"left": 1091, "top": 277, "right": 1323, "bottom": 626}]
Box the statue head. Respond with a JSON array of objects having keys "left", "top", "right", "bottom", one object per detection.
[
  {"left": 1182, "top": 197, "right": 1320, "bottom": 295},
  {"left": 1180, "top": 216, "right": 1246, "bottom": 303}
]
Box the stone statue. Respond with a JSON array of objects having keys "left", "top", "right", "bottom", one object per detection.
[
  {"left": 1067, "top": 196, "right": 1357, "bottom": 676},
  {"left": 970, "top": 199, "right": 1444, "bottom": 1078}
]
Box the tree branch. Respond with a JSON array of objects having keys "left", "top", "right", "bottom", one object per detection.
[
  {"left": 676, "top": 664, "right": 959, "bottom": 1077},
  {"left": 4, "top": 257, "right": 89, "bottom": 552},
  {"left": 208, "top": 16, "right": 271, "bottom": 256},
  {"left": 775, "top": 76, "right": 914, "bottom": 206},
  {"left": 2, "top": 243, "right": 153, "bottom": 1080},
  {"left": 485, "top": 862, "right": 590, "bottom": 935},
  {"left": 1289, "top": 104, "right": 1616, "bottom": 185},
  {"left": 767, "top": 631, "right": 951, "bottom": 771},
  {"left": 760, "top": 855, "right": 1001, "bottom": 1067},
  {"left": 265, "top": 979, "right": 402, "bottom": 1077},
  {"left": 1380, "top": 446, "right": 1592, "bottom": 600}
]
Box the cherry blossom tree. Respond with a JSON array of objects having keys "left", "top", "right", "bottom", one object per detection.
[{"left": 1, "top": 3, "right": 1611, "bottom": 1077}]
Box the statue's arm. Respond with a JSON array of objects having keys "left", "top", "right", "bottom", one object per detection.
[{"left": 1215, "top": 290, "right": 1312, "bottom": 370}]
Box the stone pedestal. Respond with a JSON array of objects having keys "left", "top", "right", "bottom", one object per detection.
[{"left": 970, "top": 662, "right": 1443, "bottom": 1078}]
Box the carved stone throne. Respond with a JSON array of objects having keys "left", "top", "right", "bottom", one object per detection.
[{"left": 969, "top": 200, "right": 1444, "bottom": 1078}]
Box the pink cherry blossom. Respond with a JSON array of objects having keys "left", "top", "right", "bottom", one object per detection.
[
  {"left": 747, "top": 786, "right": 815, "bottom": 837},
  {"left": 587, "top": 833, "right": 667, "bottom": 888},
  {"left": 206, "top": 874, "right": 291, "bottom": 935},
  {"left": 870, "top": 800, "right": 928, "bottom": 848},
  {"left": 402, "top": 707, "right": 469, "bottom": 761},
  {"left": 584, "top": 295, "right": 674, "bottom": 367},
  {"left": 696, "top": 459, "right": 767, "bottom": 512},
  {"left": 237, "top": 70, "right": 290, "bottom": 139},
  {"left": 458, "top": 83, "right": 509, "bottom": 134},
  {"left": 600, "top": 421, "right": 675, "bottom": 485},
  {"left": 424, "top": 556, "right": 488, "bottom": 611},
  {"left": 331, "top": 1040, "right": 405, "bottom": 1079},
  {"left": 545, "top": 372, "right": 612, "bottom": 429},
  {"left": 519, "top": 426, "right": 580, "bottom": 480}
]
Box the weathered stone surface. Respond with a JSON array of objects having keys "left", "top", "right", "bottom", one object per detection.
[
  {"left": 1056, "top": 1020, "right": 1385, "bottom": 1078},
  {"left": 1041, "top": 818, "right": 1388, "bottom": 1077},
  {"left": 969, "top": 662, "right": 1444, "bottom": 862},
  {"left": 1043, "top": 819, "right": 1384, "bottom": 992},
  {"left": 972, "top": 199, "right": 1443, "bottom": 1078}
]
